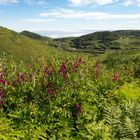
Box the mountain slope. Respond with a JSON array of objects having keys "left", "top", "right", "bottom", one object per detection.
[
  {"left": 20, "top": 29, "right": 140, "bottom": 54},
  {"left": 20, "top": 30, "right": 52, "bottom": 42},
  {"left": 59, "top": 30, "right": 140, "bottom": 54},
  {"left": 114, "top": 30, "right": 140, "bottom": 37},
  {"left": 20, "top": 31, "right": 77, "bottom": 51},
  {"left": 0, "top": 27, "right": 61, "bottom": 60},
  {"left": 1, "top": 26, "right": 140, "bottom": 59}
]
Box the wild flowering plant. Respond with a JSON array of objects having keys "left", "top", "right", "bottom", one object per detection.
[
  {"left": 112, "top": 72, "right": 119, "bottom": 81},
  {"left": 41, "top": 57, "right": 85, "bottom": 98},
  {"left": 0, "top": 71, "right": 8, "bottom": 86},
  {"left": 1, "top": 55, "right": 136, "bottom": 140},
  {"left": 72, "top": 103, "right": 82, "bottom": 117}
]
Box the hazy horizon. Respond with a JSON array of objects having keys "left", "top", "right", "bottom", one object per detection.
[{"left": 1, "top": 25, "right": 139, "bottom": 38}]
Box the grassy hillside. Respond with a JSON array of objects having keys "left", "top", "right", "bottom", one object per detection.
[
  {"left": 55, "top": 30, "right": 140, "bottom": 54},
  {"left": 1, "top": 26, "right": 140, "bottom": 60},
  {"left": 20, "top": 31, "right": 77, "bottom": 51},
  {"left": 20, "top": 29, "right": 140, "bottom": 54},
  {"left": 0, "top": 27, "right": 62, "bottom": 60},
  {"left": 114, "top": 30, "right": 140, "bottom": 37},
  {"left": 20, "top": 30, "right": 52, "bottom": 42}
]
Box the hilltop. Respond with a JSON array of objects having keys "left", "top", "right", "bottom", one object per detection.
[{"left": 20, "top": 30, "right": 52, "bottom": 42}]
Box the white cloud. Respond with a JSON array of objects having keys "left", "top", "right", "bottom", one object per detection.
[
  {"left": 0, "top": 0, "right": 18, "bottom": 4},
  {"left": 30, "top": 28, "right": 96, "bottom": 38},
  {"left": 68, "top": 0, "right": 115, "bottom": 6},
  {"left": 18, "top": 18, "right": 55, "bottom": 23},
  {"left": 68, "top": 0, "right": 140, "bottom": 7},
  {"left": 121, "top": 0, "right": 140, "bottom": 7},
  {"left": 40, "top": 8, "right": 76, "bottom": 18},
  {"left": 26, "top": 25, "right": 140, "bottom": 38},
  {"left": 121, "top": 0, "right": 133, "bottom": 6},
  {"left": 40, "top": 9, "right": 140, "bottom": 20},
  {"left": 0, "top": 0, "right": 47, "bottom": 5},
  {"left": 1, "top": 0, "right": 140, "bottom": 7},
  {"left": 23, "top": 0, "right": 47, "bottom": 5}
]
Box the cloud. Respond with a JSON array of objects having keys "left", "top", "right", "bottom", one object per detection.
[
  {"left": 23, "top": 0, "right": 47, "bottom": 5},
  {"left": 40, "top": 8, "right": 76, "bottom": 18},
  {"left": 40, "top": 9, "right": 140, "bottom": 20},
  {"left": 0, "top": 0, "right": 47, "bottom": 5},
  {"left": 121, "top": 0, "right": 140, "bottom": 7},
  {"left": 121, "top": 0, "right": 133, "bottom": 6},
  {"left": 18, "top": 18, "right": 55, "bottom": 23},
  {"left": 0, "top": 0, "right": 18, "bottom": 4},
  {"left": 31, "top": 25, "right": 140, "bottom": 38},
  {"left": 67, "top": 0, "right": 116, "bottom": 6},
  {"left": 32, "top": 28, "right": 96, "bottom": 38},
  {"left": 1, "top": 0, "right": 140, "bottom": 7},
  {"left": 68, "top": 0, "right": 140, "bottom": 7}
]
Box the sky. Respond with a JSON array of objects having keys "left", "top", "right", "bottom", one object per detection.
[{"left": 0, "top": 0, "right": 140, "bottom": 37}]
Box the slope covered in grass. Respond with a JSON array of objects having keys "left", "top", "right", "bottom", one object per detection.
[
  {"left": 20, "top": 30, "right": 52, "bottom": 42},
  {"left": 1, "top": 26, "right": 140, "bottom": 58},
  {"left": 0, "top": 27, "right": 62, "bottom": 60},
  {"left": 55, "top": 30, "right": 140, "bottom": 54}
]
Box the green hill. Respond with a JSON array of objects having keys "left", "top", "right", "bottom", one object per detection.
[
  {"left": 20, "top": 30, "right": 52, "bottom": 42},
  {"left": 20, "top": 31, "right": 76, "bottom": 51},
  {"left": 55, "top": 30, "right": 140, "bottom": 54},
  {"left": 1, "top": 26, "right": 140, "bottom": 59},
  {"left": 17, "top": 29, "right": 140, "bottom": 54},
  {"left": 114, "top": 30, "right": 140, "bottom": 37},
  {"left": 0, "top": 27, "right": 61, "bottom": 60}
]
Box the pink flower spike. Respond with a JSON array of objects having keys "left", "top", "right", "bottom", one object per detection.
[
  {"left": 44, "top": 64, "right": 52, "bottom": 76},
  {"left": 74, "top": 58, "right": 82, "bottom": 69},
  {"left": 112, "top": 72, "right": 119, "bottom": 81},
  {"left": 59, "top": 62, "right": 67, "bottom": 76},
  {"left": 0, "top": 72, "right": 6, "bottom": 79}
]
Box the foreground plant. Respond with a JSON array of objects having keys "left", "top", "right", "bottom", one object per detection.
[{"left": 0, "top": 55, "right": 140, "bottom": 140}]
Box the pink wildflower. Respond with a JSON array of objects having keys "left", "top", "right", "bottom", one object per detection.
[
  {"left": 0, "top": 72, "right": 5, "bottom": 79},
  {"left": 0, "top": 79, "right": 8, "bottom": 85},
  {"left": 59, "top": 62, "right": 67, "bottom": 76},
  {"left": 44, "top": 64, "right": 52, "bottom": 76},
  {"left": 72, "top": 103, "right": 82, "bottom": 117},
  {"left": 46, "top": 82, "right": 53, "bottom": 94},
  {"left": 112, "top": 72, "right": 119, "bottom": 81},
  {"left": 74, "top": 58, "right": 82, "bottom": 69}
]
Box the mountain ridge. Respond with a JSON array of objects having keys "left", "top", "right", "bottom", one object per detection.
[{"left": 0, "top": 26, "right": 140, "bottom": 59}]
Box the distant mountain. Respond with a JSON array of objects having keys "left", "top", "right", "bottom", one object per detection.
[
  {"left": 55, "top": 30, "right": 140, "bottom": 54},
  {"left": 19, "top": 29, "right": 140, "bottom": 53},
  {"left": 70, "top": 31, "right": 120, "bottom": 53},
  {"left": 0, "top": 26, "right": 140, "bottom": 59},
  {"left": 20, "top": 30, "right": 52, "bottom": 42},
  {"left": 0, "top": 26, "right": 61, "bottom": 60},
  {"left": 114, "top": 30, "right": 140, "bottom": 37}
]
